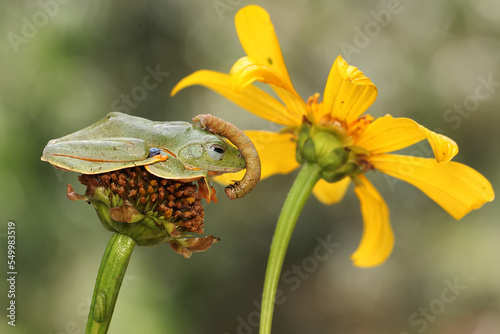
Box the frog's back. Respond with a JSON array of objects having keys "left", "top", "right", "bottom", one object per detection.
[{"left": 48, "top": 112, "right": 193, "bottom": 145}]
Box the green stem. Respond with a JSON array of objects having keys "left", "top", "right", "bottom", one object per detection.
[
  {"left": 86, "top": 233, "right": 136, "bottom": 334},
  {"left": 259, "top": 163, "right": 321, "bottom": 334}
]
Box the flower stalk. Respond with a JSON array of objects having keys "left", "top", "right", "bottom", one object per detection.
[
  {"left": 86, "top": 233, "right": 135, "bottom": 334},
  {"left": 260, "top": 163, "right": 321, "bottom": 334},
  {"left": 73, "top": 167, "right": 219, "bottom": 333}
]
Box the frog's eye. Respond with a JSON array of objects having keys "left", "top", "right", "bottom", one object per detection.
[{"left": 207, "top": 144, "right": 225, "bottom": 160}]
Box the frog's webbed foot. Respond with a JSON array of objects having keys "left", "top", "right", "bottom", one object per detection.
[
  {"left": 197, "top": 178, "right": 217, "bottom": 204},
  {"left": 66, "top": 184, "right": 88, "bottom": 201},
  {"left": 147, "top": 148, "right": 169, "bottom": 162}
]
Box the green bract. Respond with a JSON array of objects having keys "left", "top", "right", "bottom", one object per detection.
[{"left": 295, "top": 123, "right": 361, "bottom": 182}]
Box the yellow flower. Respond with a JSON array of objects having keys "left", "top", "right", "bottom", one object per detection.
[{"left": 172, "top": 5, "right": 494, "bottom": 267}]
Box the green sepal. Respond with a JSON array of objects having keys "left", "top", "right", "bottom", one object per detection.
[
  {"left": 320, "top": 163, "right": 361, "bottom": 182},
  {"left": 302, "top": 138, "right": 316, "bottom": 163},
  {"left": 317, "top": 147, "right": 348, "bottom": 170},
  {"left": 296, "top": 123, "right": 348, "bottom": 174},
  {"left": 89, "top": 187, "right": 178, "bottom": 246}
]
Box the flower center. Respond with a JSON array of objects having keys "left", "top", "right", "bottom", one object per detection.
[
  {"left": 296, "top": 104, "right": 376, "bottom": 182},
  {"left": 77, "top": 166, "right": 208, "bottom": 248},
  {"left": 346, "top": 115, "right": 374, "bottom": 141}
]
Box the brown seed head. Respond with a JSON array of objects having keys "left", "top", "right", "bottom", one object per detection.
[{"left": 78, "top": 167, "right": 205, "bottom": 234}]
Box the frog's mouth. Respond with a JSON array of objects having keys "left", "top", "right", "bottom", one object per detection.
[
  {"left": 184, "top": 164, "right": 244, "bottom": 175},
  {"left": 207, "top": 168, "right": 243, "bottom": 177}
]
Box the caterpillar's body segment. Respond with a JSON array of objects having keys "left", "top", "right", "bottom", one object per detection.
[{"left": 193, "top": 114, "right": 261, "bottom": 199}]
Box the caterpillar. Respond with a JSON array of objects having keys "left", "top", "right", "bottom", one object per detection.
[{"left": 193, "top": 114, "right": 261, "bottom": 199}]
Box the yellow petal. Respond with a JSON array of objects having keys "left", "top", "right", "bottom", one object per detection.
[
  {"left": 229, "top": 57, "right": 307, "bottom": 120},
  {"left": 322, "top": 55, "right": 378, "bottom": 124},
  {"left": 356, "top": 115, "right": 459, "bottom": 162},
  {"left": 213, "top": 169, "right": 246, "bottom": 186},
  {"left": 422, "top": 126, "right": 459, "bottom": 162},
  {"left": 312, "top": 177, "right": 351, "bottom": 205},
  {"left": 230, "top": 56, "right": 295, "bottom": 93},
  {"left": 171, "top": 70, "right": 299, "bottom": 126},
  {"left": 214, "top": 130, "right": 299, "bottom": 185},
  {"left": 351, "top": 174, "right": 394, "bottom": 267},
  {"left": 235, "top": 5, "right": 291, "bottom": 87},
  {"left": 270, "top": 85, "right": 308, "bottom": 120},
  {"left": 235, "top": 6, "right": 308, "bottom": 119},
  {"left": 368, "top": 154, "right": 495, "bottom": 219}
]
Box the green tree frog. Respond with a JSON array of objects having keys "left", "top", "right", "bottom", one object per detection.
[{"left": 41, "top": 112, "right": 249, "bottom": 202}]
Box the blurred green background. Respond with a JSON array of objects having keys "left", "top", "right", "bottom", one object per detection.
[{"left": 1, "top": 0, "right": 499, "bottom": 333}]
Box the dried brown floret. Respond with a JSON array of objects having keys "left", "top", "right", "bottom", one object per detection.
[{"left": 78, "top": 166, "right": 205, "bottom": 234}]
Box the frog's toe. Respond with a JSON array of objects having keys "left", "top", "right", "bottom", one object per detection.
[{"left": 197, "top": 178, "right": 217, "bottom": 204}]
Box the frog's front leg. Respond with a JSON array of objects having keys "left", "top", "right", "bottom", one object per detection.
[
  {"left": 144, "top": 157, "right": 217, "bottom": 203},
  {"left": 196, "top": 178, "right": 218, "bottom": 204},
  {"left": 42, "top": 138, "right": 155, "bottom": 174}
]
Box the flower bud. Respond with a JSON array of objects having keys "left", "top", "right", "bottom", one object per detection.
[
  {"left": 71, "top": 167, "right": 218, "bottom": 258},
  {"left": 296, "top": 123, "right": 350, "bottom": 181}
]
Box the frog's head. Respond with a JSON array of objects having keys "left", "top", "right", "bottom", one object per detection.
[{"left": 178, "top": 136, "right": 246, "bottom": 174}]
